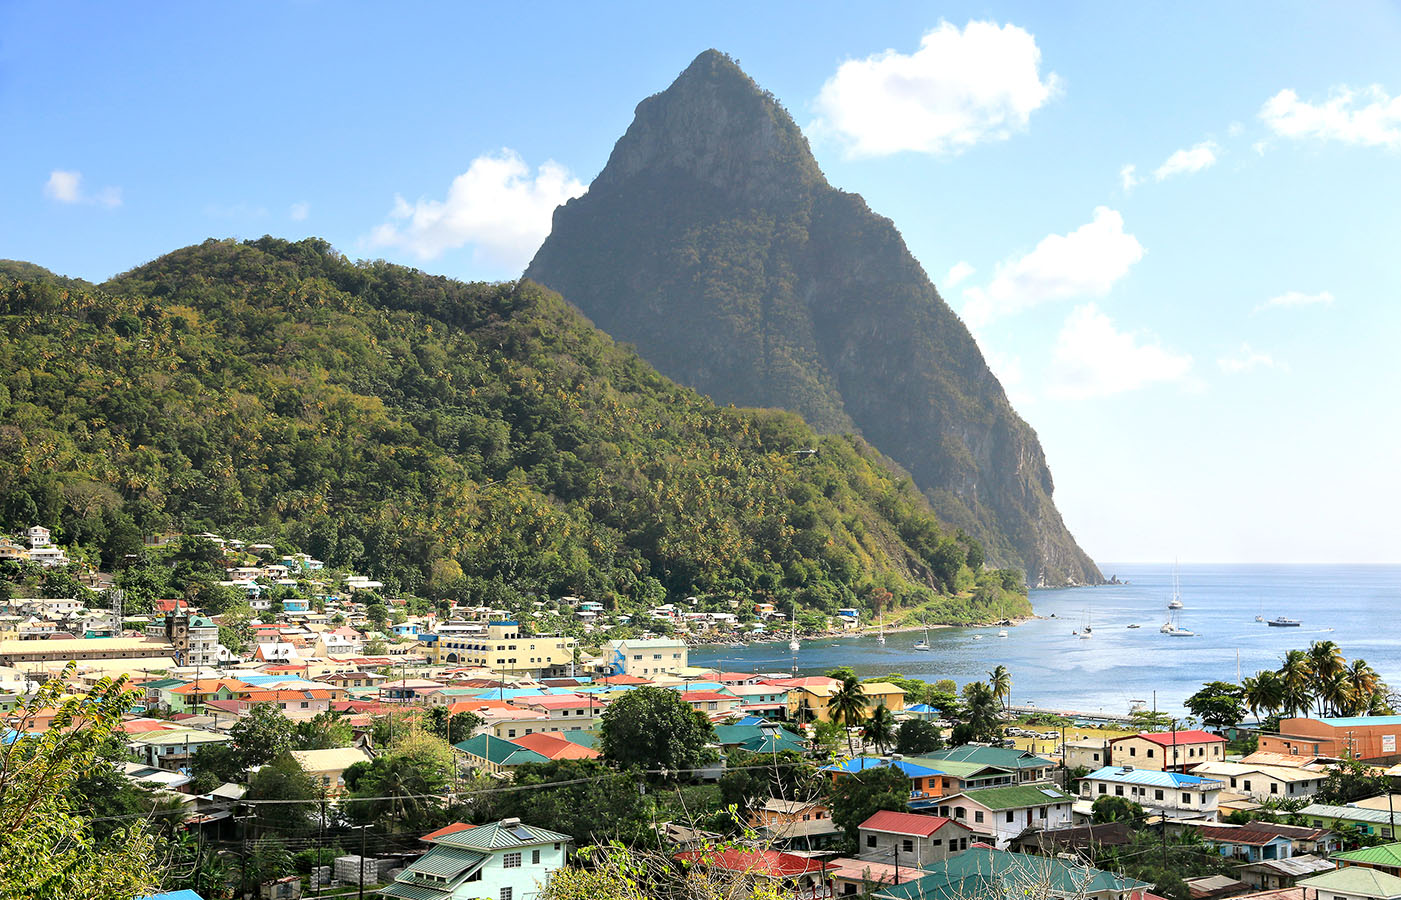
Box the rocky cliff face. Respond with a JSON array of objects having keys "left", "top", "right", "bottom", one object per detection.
[{"left": 526, "top": 50, "right": 1102, "bottom": 586}]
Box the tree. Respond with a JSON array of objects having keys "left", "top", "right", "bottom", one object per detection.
[
  {"left": 487, "top": 759, "right": 655, "bottom": 846},
  {"left": 827, "top": 674, "right": 867, "bottom": 756},
  {"left": 961, "top": 682, "right": 1001, "bottom": 743},
  {"left": 425, "top": 706, "right": 483, "bottom": 745},
  {"left": 230, "top": 703, "right": 297, "bottom": 769},
  {"left": 862, "top": 705, "right": 897, "bottom": 755},
  {"left": 987, "top": 665, "right": 1012, "bottom": 711},
  {"left": 1346, "top": 659, "right": 1382, "bottom": 716},
  {"left": 346, "top": 732, "right": 451, "bottom": 833},
  {"left": 599, "top": 686, "right": 716, "bottom": 774},
  {"left": 0, "top": 665, "right": 162, "bottom": 899},
  {"left": 1308, "top": 641, "right": 1346, "bottom": 715},
  {"left": 245, "top": 752, "right": 320, "bottom": 837},
  {"left": 294, "top": 711, "right": 353, "bottom": 750},
  {"left": 1243, "top": 670, "right": 1284, "bottom": 720},
  {"left": 1184, "top": 682, "right": 1247, "bottom": 730},
  {"left": 895, "top": 719, "right": 943, "bottom": 756},
  {"left": 1092, "top": 795, "right": 1145, "bottom": 823},
  {"left": 1317, "top": 758, "right": 1390, "bottom": 805},
  {"left": 827, "top": 765, "right": 910, "bottom": 844},
  {"left": 1278, "top": 650, "right": 1314, "bottom": 717}
]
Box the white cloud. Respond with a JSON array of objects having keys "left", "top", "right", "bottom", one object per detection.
[
  {"left": 1218, "top": 343, "right": 1286, "bottom": 374},
  {"left": 1048, "top": 304, "right": 1193, "bottom": 398},
  {"left": 368, "top": 149, "right": 586, "bottom": 269},
  {"left": 1260, "top": 86, "right": 1401, "bottom": 148},
  {"left": 1228, "top": 121, "right": 1245, "bottom": 137},
  {"left": 43, "top": 169, "right": 121, "bottom": 207},
  {"left": 1254, "top": 290, "right": 1335, "bottom": 313},
  {"left": 1154, "top": 140, "right": 1219, "bottom": 180},
  {"left": 289, "top": 202, "right": 310, "bottom": 221},
  {"left": 961, "top": 207, "right": 1144, "bottom": 328},
  {"left": 945, "top": 261, "right": 975, "bottom": 287},
  {"left": 1119, "top": 164, "right": 1140, "bottom": 192},
  {"left": 812, "top": 20, "right": 1059, "bottom": 157}
]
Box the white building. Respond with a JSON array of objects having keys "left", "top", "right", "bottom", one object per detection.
[
  {"left": 27, "top": 546, "right": 70, "bottom": 568},
  {"left": 27, "top": 526, "right": 50, "bottom": 548},
  {"left": 931, "top": 785, "right": 1075, "bottom": 849},
  {"left": 604, "top": 636, "right": 688, "bottom": 677},
  {"left": 1080, "top": 766, "right": 1224, "bottom": 822},
  {"left": 381, "top": 817, "right": 573, "bottom": 900},
  {"left": 1190, "top": 760, "right": 1327, "bottom": 803}
]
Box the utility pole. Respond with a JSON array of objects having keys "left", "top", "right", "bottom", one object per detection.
[
  {"left": 893, "top": 840, "right": 900, "bottom": 885},
  {"left": 350, "top": 823, "right": 372, "bottom": 900},
  {"left": 233, "top": 805, "right": 255, "bottom": 900}
]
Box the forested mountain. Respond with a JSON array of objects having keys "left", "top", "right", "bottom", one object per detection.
[
  {"left": 526, "top": 50, "right": 1101, "bottom": 586},
  {"left": 0, "top": 238, "right": 1026, "bottom": 621}
]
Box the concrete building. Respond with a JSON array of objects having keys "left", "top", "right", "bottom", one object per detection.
[
  {"left": 930, "top": 785, "right": 1076, "bottom": 849},
  {"left": 1109, "top": 730, "right": 1227, "bottom": 772},
  {"left": 436, "top": 621, "right": 577, "bottom": 678},
  {"left": 1261, "top": 716, "right": 1401, "bottom": 763},
  {"left": 858, "top": 810, "right": 974, "bottom": 869},
  {"left": 1296, "top": 867, "right": 1401, "bottom": 900},
  {"left": 1064, "top": 738, "right": 1112, "bottom": 772},
  {"left": 604, "top": 636, "right": 687, "bottom": 677},
  {"left": 1190, "top": 761, "right": 1327, "bottom": 803},
  {"left": 0, "top": 636, "right": 175, "bottom": 668},
  {"left": 381, "top": 817, "right": 573, "bottom": 900},
  {"left": 145, "top": 613, "right": 221, "bottom": 668},
  {"left": 1080, "top": 766, "right": 1225, "bottom": 822}
]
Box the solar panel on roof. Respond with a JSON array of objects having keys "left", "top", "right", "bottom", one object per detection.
[
  {"left": 510, "top": 826, "right": 534, "bottom": 841},
  {"left": 1040, "top": 788, "right": 1061, "bottom": 797}
]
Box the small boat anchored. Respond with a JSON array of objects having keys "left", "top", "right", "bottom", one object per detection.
[
  {"left": 998, "top": 629, "right": 1009, "bottom": 638},
  {"left": 1267, "top": 617, "right": 1301, "bottom": 627},
  {"left": 913, "top": 623, "right": 931, "bottom": 651}
]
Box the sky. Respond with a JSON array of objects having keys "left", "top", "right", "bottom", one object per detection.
[{"left": 3, "top": 2, "right": 1399, "bottom": 565}]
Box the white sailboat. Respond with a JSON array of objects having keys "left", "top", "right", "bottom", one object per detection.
[
  {"left": 1161, "top": 609, "right": 1194, "bottom": 637},
  {"left": 1076, "top": 608, "right": 1093, "bottom": 639},
  {"left": 998, "top": 629, "right": 1008, "bottom": 638},
  {"left": 877, "top": 616, "right": 886, "bottom": 645},
  {"left": 913, "top": 624, "right": 931, "bottom": 651},
  {"left": 1168, "top": 562, "right": 1184, "bottom": 609},
  {"left": 788, "top": 611, "right": 800, "bottom": 652}
]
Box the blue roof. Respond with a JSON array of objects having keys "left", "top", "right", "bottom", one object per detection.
[
  {"left": 820, "top": 757, "right": 945, "bottom": 778},
  {"left": 1318, "top": 715, "right": 1401, "bottom": 727},
  {"left": 139, "top": 891, "right": 206, "bottom": 900},
  {"left": 1085, "top": 766, "right": 1224, "bottom": 788},
  {"left": 734, "top": 715, "right": 768, "bottom": 726},
  {"left": 906, "top": 703, "right": 937, "bottom": 713}
]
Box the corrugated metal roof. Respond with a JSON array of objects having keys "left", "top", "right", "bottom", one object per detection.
[
  {"left": 401, "top": 846, "right": 487, "bottom": 878},
  {"left": 434, "top": 820, "right": 572, "bottom": 851},
  {"left": 1084, "top": 766, "right": 1224, "bottom": 789},
  {"left": 381, "top": 881, "right": 451, "bottom": 900}
]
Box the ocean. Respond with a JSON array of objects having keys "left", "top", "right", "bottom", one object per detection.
[{"left": 688, "top": 564, "right": 1401, "bottom": 717}]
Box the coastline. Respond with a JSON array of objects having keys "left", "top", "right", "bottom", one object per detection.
[{"left": 685, "top": 616, "right": 1037, "bottom": 648}]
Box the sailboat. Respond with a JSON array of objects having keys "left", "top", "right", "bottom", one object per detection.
[
  {"left": 1076, "top": 608, "right": 1093, "bottom": 639},
  {"left": 788, "top": 611, "right": 800, "bottom": 652},
  {"left": 1167, "top": 563, "right": 1184, "bottom": 609},
  {"left": 913, "top": 624, "right": 931, "bottom": 651},
  {"left": 997, "top": 629, "right": 1008, "bottom": 638},
  {"left": 877, "top": 616, "right": 886, "bottom": 645},
  {"left": 1161, "top": 609, "right": 1195, "bottom": 637}
]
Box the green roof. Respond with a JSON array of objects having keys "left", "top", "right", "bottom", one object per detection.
[
  {"left": 1334, "top": 843, "right": 1401, "bottom": 866},
  {"left": 145, "top": 678, "right": 186, "bottom": 691},
  {"left": 557, "top": 731, "right": 598, "bottom": 748},
  {"left": 738, "top": 734, "right": 808, "bottom": 755},
  {"left": 876, "top": 848, "right": 1152, "bottom": 900},
  {"left": 433, "top": 819, "right": 572, "bottom": 851},
  {"left": 904, "top": 758, "right": 1006, "bottom": 780},
  {"left": 400, "top": 846, "right": 487, "bottom": 879},
  {"left": 945, "top": 784, "right": 1071, "bottom": 811},
  {"left": 453, "top": 734, "right": 549, "bottom": 767},
  {"left": 381, "top": 881, "right": 449, "bottom": 900},
  {"left": 713, "top": 724, "right": 766, "bottom": 745},
  {"left": 1299, "top": 867, "right": 1401, "bottom": 897},
  {"left": 925, "top": 746, "right": 1054, "bottom": 771}
]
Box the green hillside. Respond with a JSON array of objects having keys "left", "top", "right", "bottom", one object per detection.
[{"left": 0, "top": 237, "right": 1026, "bottom": 622}]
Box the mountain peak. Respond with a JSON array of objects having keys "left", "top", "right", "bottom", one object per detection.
[{"left": 590, "top": 49, "right": 823, "bottom": 199}]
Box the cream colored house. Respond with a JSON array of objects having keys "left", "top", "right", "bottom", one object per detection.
[
  {"left": 1109, "top": 730, "right": 1227, "bottom": 772},
  {"left": 604, "top": 637, "right": 687, "bottom": 677},
  {"left": 289, "top": 746, "right": 372, "bottom": 796}
]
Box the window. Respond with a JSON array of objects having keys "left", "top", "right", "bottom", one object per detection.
[
  {"left": 1155, "top": 790, "right": 1164, "bottom": 800},
  {"left": 532, "top": 850, "right": 541, "bottom": 864},
  {"left": 1129, "top": 747, "right": 1136, "bottom": 757},
  {"left": 1230, "top": 777, "right": 1237, "bottom": 787},
  {"left": 1147, "top": 749, "right": 1154, "bottom": 758},
  {"left": 501, "top": 890, "right": 513, "bottom": 900},
  {"left": 973, "top": 811, "right": 982, "bottom": 823},
  {"left": 1006, "top": 811, "right": 1014, "bottom": 823},
  {"left": 1181, "top": 793, "right": 1191, "bottom": 804},
  {"left": 1093, "top": 753, "right": 1100, "bottom": 762},
  {"left": 931, "top": 839, "right": 942, "bottom": 847},
  {"left": 1115, "top": 786, "right": 1124, "bottom": 796},
  {"left": 903, "top": 839, "right": 914, "bottom": 852},
  {"left": 1244, "top": 780, "right": 1252, "bottom": 792},
  {"left": 1098, "top": 784, "right": 1107, "bottom": 794},
  {"left": 866, "top": 835, "right": 877, "bottom": 848},
  {"left": 1039, "top": 807, "right": 1047, "bottom": 819},
  {"left": 504, "top": 853, "right": 522, "bottom": 868}
]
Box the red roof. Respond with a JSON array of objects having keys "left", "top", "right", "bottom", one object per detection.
[
  {"left": 122, "top": 719, "right": 179, "bottom": 733},
  {"left": 514, "top": 695, "right": 595, "bottom": 709},
  {"left": 710, "top": 672, "right": 755, "bottom": 683},
  {"left": 596, "top": 674, "right": 650, "bottom": 685},
  {"left": 677, "top": 691, "right": 733, "bottom": 703},
  {"left": 510, "top": 732, "right": 601, "bottom": 760},
  {"left": 674, "top": 849, "right": 834, "bottom": 878},
  {"left": 246, "top": 689, "right": 332, "bottom": 702},
  {"left": 421, "top": 822, "right": 476, "bottom": 843},
  {"left": 1120, "top": 730, "right": 1226, "bottom": 746},
  {"left": 860, "top": 810, "right": 958, "bottom": 837}
]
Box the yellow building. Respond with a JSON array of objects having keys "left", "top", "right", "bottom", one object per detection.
[
  {"left": 781, "top": 676, "right": 906, "bottom": 723},
  {"left": 435, "top": 620, "right": 577, "bottom": 678}
]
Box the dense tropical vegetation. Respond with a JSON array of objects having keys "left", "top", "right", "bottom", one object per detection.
[{"left": 0, "top": 238, "right": 1027, "bottom": 622}]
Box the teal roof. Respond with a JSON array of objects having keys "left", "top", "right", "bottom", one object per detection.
[
  {"left": 145, "top": 678, "right": 186, "bottom": 691},
  {"left": 875, "top": 848, "right": 1152, "bottom": 900},
  {"left": 381, "top": 882, "right": 449, "bottom": 900},
  {"left": 188, "top": 616, "right": 216, "bottom": 628},
  {"left": 713, "top": 724, "right": 766, "bottom": 745},
  {"left": 433, "top": 819, "right": 572, "bottom": 851},
  {"left": 400, "top": 846, "right": 487, "bottom": 879},
  {"left": 1318, "top": 715, "right": 1401, "bottom": 727},
  {"left": 453, "top": 734, "right": 549, "bottom": 767},
  {"left": 557, "top": 730, "right": 598, "bottom": 748},
  {"left": 738, "top": 734, "right": 808, "bottom": 755},
  {"left": 925, "top": 746, "right": 1054, "bottom": 770}
]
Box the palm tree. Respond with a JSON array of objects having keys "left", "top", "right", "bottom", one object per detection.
[
  {"left": 988, "top": 665, "right": 1012, "bottom": 712},
  {"left": 862, "top": 704, "right": 897, "bottom": 755},
  {"left": 962, "top": 682, "right": 1001, "bottom": 743},
  {"left": 1308, "top": 641, "right": 1346, "bottom": 715},
  {"left": 1346, "top": 658, "right": 1381, "bottom": 716},
  {"left": 828, "top": 674, "right": 867, "bottom": 756},
  {"left": 1243, "top": 670, "right": 1284, "bottom": 719},
  {"left": 1277, "top": 650, "right": 1313, "bottom": 717}
]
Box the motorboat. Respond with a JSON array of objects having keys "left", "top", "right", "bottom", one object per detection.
[
  {"left": 998, "top": 629, "right": 1009, "bottom": 638},
  {"left": 1267, "top": 617, "right": 1301, "bottom": 627},
  {"left": 1126, "top": 623, "right": 1141, "bottom": 629}
]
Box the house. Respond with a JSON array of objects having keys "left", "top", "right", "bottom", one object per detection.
[
  {"left": 858, "top": 810, "right": 974, "bottom": 868},
  {"left": 1007, "top": 821, "right": 1135, "bottom": 856},
  {"left": 673, "top": 848, "right": 836, "bottom": 899},
  {"left": 1065, "top": 737, "right": 1113, "bottom": 772},
  {"left": 820, "top": 757, "right": 949, "bottom": 804},
  {"left": 1261, "top": 716, "right": 1401, "bottom": 763},
  {"left": 0, "top": 539, "right": 28, "bottom": 562},
  {"left": 921, "top": 746, "right": 1056, "bottom": 784},
  {"left": 436, "top": 621, "right": 578, "bottom": 678},
  {"left": 1238, "top": 855, "right": 1336, "bottom": 891},
  {"left": 675, "top": 690, "right": 742, "bottom": 718},
  {"left": 826, "top": 858, "right": 924, "bottom": 898},
  {"left": 1079, "top": 766, "right": 1224, "bottom": 821},
  {"left": 1334, "top": 843, "right": 1401, "bottom": 877},
  {"left": 1196, "top": 825, "right": 1297, "bottom": 862},
  {"left": 27, "top": 545, "right": 70, "bottom": 567},
  {"left": 1296, "top": 867, "right": 1401, "bottom": 900},
  {"left": 715, "top": 721, "right": 808, "bottom": 756},
  {"left": 507, "top": 732, "right": 600, "bottom": 761},
  {"left": 1192, "top": 760, "right": 1328, "bottom": 803},
  {"left": 27, "top": 526, "right": 51, "bottom": 548},
  {"left": 872, "top": 847, "right": 1153, "bottom": 900},
  {"left": 726, "top": 683, "right": 789, "bottom": 719},
  {"left": 381, "top": 817, "right": 573, "bottom": 900},
  {"left": 1298, "top": 804, "right": 1401, "bottom": 841},
  {"left": 128, "top": 728, "right": 233, "bottom": 770},
  {"left": 455, "top": 734, "right": 551, "bottom": 775},
  {"left": 604, "top": 637, "right": 688, "bottom": 678},
  {"left": 780, "top": 678, "right": 906, "bottom": 723},
  {"left": 1184, "top": 874, "right": 1251, "bottom": 900},
  {"left": 509, "top": 694, "right": 605, "bottom": 726},
  {"left": 928, "top": 785, "right": 1075, "bottom": 848},
  {"left": 315, "top": 670, "right": 385, "bottom": 691},
  {"left": 1244, "top": 823, "right": 1342, "bottom": 858},
  {"left": 1110, "top": 730, "right": 1228, "bottom": 772},
  {"left": 289, "top": 747, "right": 372, "bottom": 796}
]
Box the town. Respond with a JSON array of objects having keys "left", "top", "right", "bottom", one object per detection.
[{"left": 5, "top": 527, "right": 1401, "bottom": 900}]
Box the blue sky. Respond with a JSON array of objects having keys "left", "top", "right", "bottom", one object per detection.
[{"left": 4, "top": 2, "right": 1399, "bottom": 564}]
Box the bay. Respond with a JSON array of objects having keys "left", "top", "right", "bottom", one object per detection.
[{"left": 689, "top": 564, "right": 1401, "bottom": 717}]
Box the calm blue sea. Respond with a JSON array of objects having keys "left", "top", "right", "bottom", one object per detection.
[{"left": 689, "top": 564, "right": 1401, "bottom": 717}]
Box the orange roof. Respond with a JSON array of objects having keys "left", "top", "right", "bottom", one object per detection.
[
  {"left": 510, "top": 732, "right": 601, "bottom": 760},
  {"left": 675, "top": 848, "right": 833, "bottom": 878},
  {"left": 421, "top": 822, "right": 476, "bottom": 842},
  {"left": 245, "top": 689, "right": 332, "bottom": 702},
  {"left": 596, "top": 674, "right": 650, "bottom": 685},
  {"left": 170, "top": 679, "right": 247, "bottom": 695}
]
